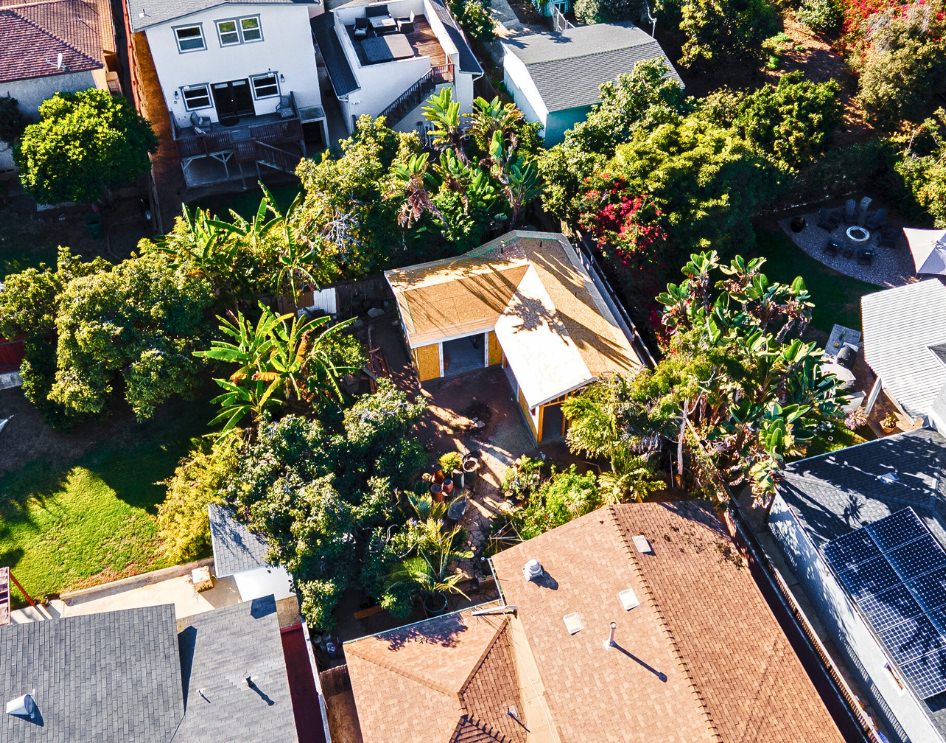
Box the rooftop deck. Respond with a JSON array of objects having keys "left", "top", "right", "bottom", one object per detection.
[{"left": 344, "top": 15, "right": 450, "bottom": 71}]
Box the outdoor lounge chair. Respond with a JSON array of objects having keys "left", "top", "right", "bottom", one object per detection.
[
  {"left": 817, "top": 207, "right": 840, "bottom": 231},
  {"left": 275, "top": 95, "right": 295, "bottom": 119},
  {"left": 353, "top": 16, "right": 369, "bottom": 38},
  {"left": 857, "top": 248, "right": 875, "bottom": 265},
  {"left": 865, "top": 208, "right": 887, "bottom": 230},
  {"left": 843, "top": 198, "right": 857, "bottom": 224},
  {"left": 189, "top": 111, "right": 211, "bottom": 129},
  {"left": 396, "top": 10, "right": 415, "bottom": 32},
  {"left": 878, "top": 226, "right": 900, "bottom": 249},
  {"left": 823, "top": 238, "right": 841, "bottom": 257}
]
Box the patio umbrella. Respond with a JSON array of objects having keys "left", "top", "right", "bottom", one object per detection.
[{"left": 904, "top": 227, "right": 946, "bottom": 276}]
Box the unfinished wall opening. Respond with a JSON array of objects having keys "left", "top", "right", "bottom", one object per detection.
[{"left": 443, "top": 335, "right": 485, "bottom": 377}]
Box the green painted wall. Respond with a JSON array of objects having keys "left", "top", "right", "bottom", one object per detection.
[{"left": 543, "top": 105, "right": 593, "bottom": 145}]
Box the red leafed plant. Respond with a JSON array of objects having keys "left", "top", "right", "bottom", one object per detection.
[{"left": 577, "top": 176, "right": 667, "bottom": 267}]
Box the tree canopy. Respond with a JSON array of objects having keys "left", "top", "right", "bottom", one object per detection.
[{"left": 15, "top": 89, "right": 157, "bottom": 204}]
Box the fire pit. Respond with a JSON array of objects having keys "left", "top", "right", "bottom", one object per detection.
[{"left": 846, "top": 225, "right": 871, "bottom": 245}]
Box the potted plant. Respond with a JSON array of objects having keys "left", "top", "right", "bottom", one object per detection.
[
  {"left": 462, "top": 455, "right": 479, "bottom": 482},
  {"left": 881, "top": 412, "right": 899, "bottom": 433},
  {"left": 439, "top": 452, "right": 464, "bottom": 488},
  {"left": 384, "top": 523, "right": 472, "bottom": 617},
  {"left": 430, "top": 481, "right": 444, "bottom": 502}
]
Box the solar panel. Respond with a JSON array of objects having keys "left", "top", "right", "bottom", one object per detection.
[{"left": 824, "top": 507, "right": 946, "bottom": 699}]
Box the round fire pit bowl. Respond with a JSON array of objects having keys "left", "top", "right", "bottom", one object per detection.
[{"left": 846, "top": 225, "right": 871, "bottom": 245}]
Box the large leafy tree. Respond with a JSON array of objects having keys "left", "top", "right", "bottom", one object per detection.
[
  {"left": 895, "top": 108, "right": 946, "bottom": 227},
  {"left": 735, "top": 73, "right": 842, "bottom": 172},
  {"left": 668, "top": 0, "right": 778, "bottom": 67},
  {"left": 15, "top": 89, "right": 157, "bottom": 204},
  {"left": 229, "top": 381, "right": 426, "bottom": 629},
  {"left": 46, "top": 252, "right": 214, "bottom": 419}
]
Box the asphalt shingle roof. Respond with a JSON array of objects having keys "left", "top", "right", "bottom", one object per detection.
[
  {"left": 208, "top": 503, "right": 273, "bottom": 577},
  {"left": 175, "top": 595, "right": 299, "bottom": 743},
  {"left": 127, "top": 0, "right": 313, "bottom": 31},
  {"left": 0, "top": 605, "right": 185, "bottom": 742},
  {"left": 776, "top": 428, "right": 946, "bottom": 737},
  {"left": 502, "top": 22, "right": 680, "bottom": 112},
  {"left": 861, "top": 278, "right": 946, "bottom": 420},
  {"left": 0, "top": 0, "right": 111, "bottom": 83}
]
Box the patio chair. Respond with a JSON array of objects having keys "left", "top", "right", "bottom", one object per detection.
[
  {"left": 396, "top": 10, "right": 415, "bottom": 32},
  {"left": 865, "top": 208, "right": 887, "bottom": 230},
  {"left": 275, "top": 95, "right": 294, "bottom": 119},
  {"left": 843, "top": 198, "right": 857, "bottom": 224},
  {"left": 857, "top": 248, "right": 875, "bottom": 266},
  {"left": 353, "top": 16, "right": 369, "bottom": 38},
  {"left": 823, "top": 238, "right": 840, "bottom": 257},
  {"left": 878, "top": 227, "right": 900, "bottom": 249},
  {"left": 857, "top": 196, "right": 872, "bottom": 224},
  {"left": 816, "top": 207, "right": 840, "bottom": 231},
  {"left": 189, "top": 111, "right": 211, "bottom": 129}
]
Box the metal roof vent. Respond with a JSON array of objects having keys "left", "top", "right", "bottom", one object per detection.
[
  {"left": 523, "top": 559, "right": 543, "bottom": 582},
  {"left": 618, "top": 588, "right": 640, "bottom": 611},
  {"left": 6, "top": 692, "right": 36, "bottom": 720},
  {"left": 563, "top": 612, "right": 584, "bottom": 635},
  {"left": 879, "top": 472, "right": 899, "bottom": 485},
  {"left": 632, "top": 535, "right": 653, "bottom": 554}
]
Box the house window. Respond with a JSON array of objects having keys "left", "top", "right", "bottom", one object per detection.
[
  {"left": 174, "top": 24, "right": 205, "bottom": 52},
  {"left": 216, "top": 16, "right": 263, "bottom": 46},
  {"left": 251, "top": 73, "right": 279, "bottom": 99},
  {"left": 182, "top": 84, "right": 212, "bottom": 110}
]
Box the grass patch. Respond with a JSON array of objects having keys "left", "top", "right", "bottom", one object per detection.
[
  {"left": 190, "top": 183, "right": 303, "bottom": 221},
  {"left": 753, "top": 227, "right": 877, "bottom": 334},
  {"left": 0, "top": 401, "right": 210, "bottom": 605},
  {"left": 801, "top": 424, "right": 873, "bottom": 458}
]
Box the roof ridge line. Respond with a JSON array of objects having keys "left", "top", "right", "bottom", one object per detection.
[
  {"left": 457, "top": 615, "right": 510, "bottom": 699},
  {"left": 607, "top": 505, "right": 724, "bottom": 743},
  {"left": 345, "top": 641, "right": 459, "bottom": 697},
  {"left": 11, "top": 2, "right": 102, "bottom": 70}
]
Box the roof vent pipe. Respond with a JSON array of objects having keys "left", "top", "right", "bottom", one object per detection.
[
  {"left": 523, "top": 559, "right": 543, "bottom": 582},
  {"left": 6, "top": 692, "right": 36, "bottom": 720},
  {"left": 604, "top": 621, "right": 617, "bottom": 649}
]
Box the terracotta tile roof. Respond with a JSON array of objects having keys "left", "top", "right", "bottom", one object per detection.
[
  {"left": 611, "top": 502, "right": 844, "bottom": 743},
  {"left": 0, "top": 0, "right": 112, "bottom": 84},
  {"left": 345, "top": 608, "right": 527, "bottom": 743}
]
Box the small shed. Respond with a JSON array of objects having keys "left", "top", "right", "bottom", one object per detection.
[{"left": 502, "top": 22, "right": 681, "bottom": 144}]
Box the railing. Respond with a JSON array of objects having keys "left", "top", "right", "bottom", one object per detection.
[
  {"left": 379, "top": 63, "right": 454, "bottom": 127},
  {"left": 550, "top": 4, "right": 573, "bottom": 32},
  {"left": 255, "top": 140, "right": 301, "bottom": 174}
]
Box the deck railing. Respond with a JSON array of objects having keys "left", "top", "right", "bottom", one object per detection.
[{"left": 379, "top": 63, "right": 454, "bottom": 127}]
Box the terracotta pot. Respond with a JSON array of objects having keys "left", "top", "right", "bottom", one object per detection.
[
  {"left": 443, "top": 478, "right": 455, "bottom": 496},
  {"left": 430, "top": 483, "right": 444, "bottom": 502}
]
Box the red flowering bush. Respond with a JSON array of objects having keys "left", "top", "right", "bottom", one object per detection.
[{"left": 577, "top": 176, "right": 667, "bottom": 267}]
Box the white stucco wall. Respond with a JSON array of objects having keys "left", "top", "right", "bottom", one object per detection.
[
  {"left": 769, "top": 494, "right": 940, "bottom": 743},
  {"left": 0, "top": 70, "right": 98, "bottom": 116},
  {"left": 143, "top": 3, "right": 322, "bottom": 129},
  {"left": 501, "top": 50, "right": 548, "bottom": 134}
]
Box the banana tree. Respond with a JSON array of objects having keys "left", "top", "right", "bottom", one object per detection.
[{"left": 422, "top": 87, "right": 467, "bottom": 162}]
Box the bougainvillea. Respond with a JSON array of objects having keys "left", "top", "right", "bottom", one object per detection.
[{"left": 577, "top": 176, "right": 667, "bottom": 266}]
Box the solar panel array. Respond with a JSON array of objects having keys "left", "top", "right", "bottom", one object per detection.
[{"left": 824, "top": 508, "right": 946, "bottom": 700}]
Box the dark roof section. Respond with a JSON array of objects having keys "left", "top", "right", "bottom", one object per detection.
[
  {"left": 0, "top": 605, "right": 185, "bottom": 742},
  {"left": 312, "top": 12, "right": 359, "bottom": 97},
  {"left": 128, "top": 0, "right": 314, "bottom": 31},
  {"left": 0, "top": 0, "right": 111, "bottom": 83},
  {"left": 176, "top": 595, "right": 300, "bottom": 743},
  {"left": 777, "top": 428, "right": 946, "bottom": 552},
  {"left": 427, "top": 0, "right": 482, "bottom": 75},
  {"left": 208, "top": 503, "right": 273, "bottom": 577},
  {"left": 502, "top": 22, "right": 680, "bottom": 112},
  {"left": 775, "top": 428, "right": 946, "bottom": 737}
]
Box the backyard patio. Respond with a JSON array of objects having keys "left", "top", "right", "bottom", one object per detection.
[{"left": 778, "top": 197, "right": 915, "bottom": 287}]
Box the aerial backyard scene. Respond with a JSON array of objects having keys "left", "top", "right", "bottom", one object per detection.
[{"left": 1, "top": 0, "right": 946, "bottom": 740}]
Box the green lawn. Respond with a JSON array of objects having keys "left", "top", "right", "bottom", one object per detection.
[
  {"left": 752, "top": 228, "right": 877, "bottom": 334},
  {"left": 190, "top": 183, "right": 303, "bottom": 221},
  {"left": 0, "top": 402, "right": 210, "bottom": 605}
]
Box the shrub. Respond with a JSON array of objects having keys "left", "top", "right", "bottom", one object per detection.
[
  {"left": 448, "top": 0, "right": 495, "bottom": 40},
  {"left": 796, "top": 0, "right": 843, "bottom": 36},
  {"left": 574, "top": 0, "right": 644, "bottom": 24},
  {"left": 514, "top": 466, "right": 600, "bottom": 539}
]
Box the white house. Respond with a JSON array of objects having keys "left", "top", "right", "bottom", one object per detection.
[
  {"left": 0, "top": 0, "right": 117, "bottom": 171},
  {"left": 502, "top": 22, "right": 680, "bottom": 144},
  {"left": 127, "top": 0, "right": 328, "bottom": 187},
  {"left": 861, "top": 278, "right": 946, "bottom": 434},
  {"left": 313, "top": 0, "right": 481, "bottom": 137},
  {"left": 768, "top": 429, "right": 946, "bottom": 743}
]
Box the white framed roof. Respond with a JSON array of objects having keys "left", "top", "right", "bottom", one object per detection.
[{"left": 495, "top": 266, "right": 595, "bottom": 408}]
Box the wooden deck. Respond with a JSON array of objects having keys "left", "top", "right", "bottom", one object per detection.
[{"left": 346, "top": 15, "right": 448, "bottom": 70}]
